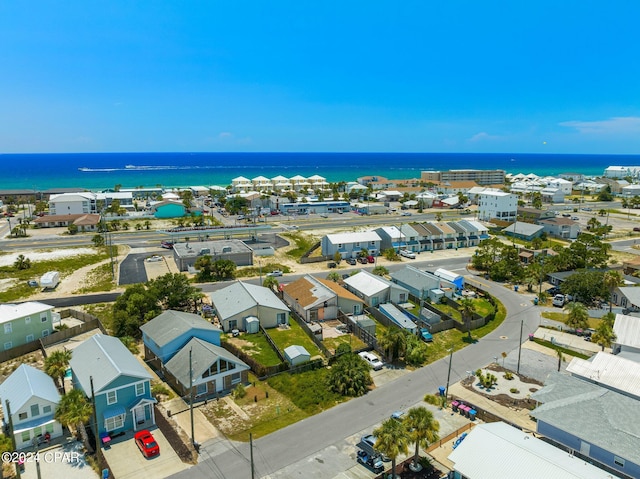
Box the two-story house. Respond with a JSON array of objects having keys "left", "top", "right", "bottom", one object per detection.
[
  {"left": 48, "top": 192, "right": 97, "bottom": 215},
  {"left": 70, "top": 334, "right": 155, "bottom": 438},
  {"left": 282, "top": 275, "right": 339, "bottom": 322},
  {"left": 342, "top": 271, "right": 409, "bottom": 307},
  {"left": 0, "top": 365, "right": 63, "bottom": 449},
  {"left": 0, "top": 302, "right": 56, "bottom": 351},
  {"left": 321, "top": 231, "right": 382, "bottom": 259}
]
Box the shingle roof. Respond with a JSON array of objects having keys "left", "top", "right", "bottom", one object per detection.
[
  {"left": 140, "top": 310, "right": 220, "bottom": 348},
  {"left": 0, "top": 365, "right": 60, "bottom": 412},
  {"left": 164, "top": 338, "right": 248, "bottom": 388},
  {"left": 210, "top": 281, "right": 289, "bottom": 320},
  {"left": 316, "top": 278, "right": 364, "bottom": 303},
  {"left": 70, "top": 334, "right": 152, "bottom": 393},
  {"left": 282, "top": 276, "right": 335, "bottom": 309}
]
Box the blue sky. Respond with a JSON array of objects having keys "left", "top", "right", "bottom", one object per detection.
[{"left": 1, "top": 1, "right": 639, "bottom": 154}]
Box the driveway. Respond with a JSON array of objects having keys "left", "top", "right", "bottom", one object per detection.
[
  {"left": 21, "top": 440, "right": 98, "bottom": 479},
  {"left": 101, "top": 426, "right": 188, "bottom": 479}
]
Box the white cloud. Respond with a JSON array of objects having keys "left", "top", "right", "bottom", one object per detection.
[
  {"left": 467, "top": 132, "right": 503, "bottom": 142},
  {"left": 559, "top": 116, "right": 640, "bottom": 135},
  {"left": 218, "top": 132, "right": 233, "bottom": 139}
]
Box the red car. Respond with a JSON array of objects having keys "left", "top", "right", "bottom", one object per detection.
[
  {"left": 367, "top": 255, "right": 375, "bottom": 263},
  {"left": 134, "top": 430, "right": 160, "bottom": 458}
]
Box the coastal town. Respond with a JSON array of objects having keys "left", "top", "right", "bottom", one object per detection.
[{"left": 1, "top": 165, "right": 640, "bottom": 479}]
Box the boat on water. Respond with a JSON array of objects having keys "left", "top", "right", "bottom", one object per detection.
[
  {"left": 125, "top": 165, "right": 136, "bottom": 169},
  {"left": 78, "top": 167, "right": 91, "bottom": 172}
]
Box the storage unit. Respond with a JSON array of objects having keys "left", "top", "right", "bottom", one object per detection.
[{"left": 244, "top": 316, "right": 260, "bottom": 334}]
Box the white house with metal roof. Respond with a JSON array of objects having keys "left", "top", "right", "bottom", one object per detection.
[
  {"left": 321, "top": 231, "right": 382, "bottom": 258},
  {"left": 0, "top": 364, "right": 63, "bottom": 449},
  {"left": 342, "top": 271, "right": 409, "bottom": 307},
  {"left": 531, "top": 372, "right": 638, "bottom": 479},
  {"left": 48, "top": 192, "right": 97, "bottom": 215},
  {"left": 210, "top": 281, "right": 290, "bottom": 332},
  {"left": 613, "top": 313, "right": 640, "bottom": 356},
  {"left": 390, "top": 266, "right": 456, "bottom": 302},
  {"left": 70, "top": 334, "right": 156, "bottom": 437},
  {"left": 477, "top": 189, "right": 517, "bottom": 222},
  {"left": 448, "top": 421, "right": 620, "bottom": 479},
  {"left": 567, "top": 352, "right": 640, "bottom": 400}
]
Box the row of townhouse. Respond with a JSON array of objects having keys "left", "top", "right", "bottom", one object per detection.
[{"left": 231, "top": 174, "right": 328, "bottom": 193}]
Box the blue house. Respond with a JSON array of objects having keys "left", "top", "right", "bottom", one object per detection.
[
  {"left": 70, "top": 334, "right": 155, "bottom": 438},
  {"left": 140, "top": 310, "right": 222, "bottom": 366}
]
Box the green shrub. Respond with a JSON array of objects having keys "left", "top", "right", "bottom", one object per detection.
[
  {"left": 510, "top": 388, "right": 519, "bottom": 394},
  {"left": 233, "top": 383, "right": 247, "bottom": 399},
  {"left": 504, "top": 371, "right": 513, "bottom": 380}
]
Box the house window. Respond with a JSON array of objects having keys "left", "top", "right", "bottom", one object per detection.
[
  {"left": 18, "top": 412, "right": 28, "bottom": 421},
  {"left": 43, "top": 405, "right": 52, "bottom": 414},
  {"left": 104, "top": 414, "right": 125, "bottom": 432},
  {"left": 370, "top": 241, "right": 375, "bottom": 245},
  {"left": 4, "top": 323, "right": 12, "bottom": 334},
  {"left": 42, "top": 330, "right": 49, "bottom": 338},
  {"left": 337, "top": 243, "right": 343, "bottom": 248},
  {"left": 196, "top": 383, "right": 207, "bottom": 395},
  {"left": 136, "top": 383, "right": 145, "bottom": 396},
  {"left": 277, "top": 313, "right": 287, "bottom": 324},
  {"left": 26, "top": 334, "right": 34, "bottom": 342},
  {"left": 21, "top": 431, "right": 31, "bottom": 443},
  {"left": 231, "top": 372, "right": 241, "bottom": 384},
  {"left": 228, "top": 320, "right": 237, "bottom": 331},
  {"left": 355, "top": 242, "right": 360, "bottom": 247},
  {"left": 31, "top": 404, "right": 40, "bottom": 417},
  {"left": 106, "top": 390, "right": 117, "bottom": 405},
  {"left": 399, "top": 294, "right": 407, "bottom": 302},
  {"left": 25, "top": 317, "right": 31, "bottom": 324},
  {"left": 45, "top": 424, "right": 54, "bottom": 434},
  {"left": 614, "top": 457, "right": 625, "bottom": 468},
  {"left": 4, "top": 342, "right": 12, "bottom": 350},
  {"left": 41, "top": 315, "right": 48, "bottom": 322}
]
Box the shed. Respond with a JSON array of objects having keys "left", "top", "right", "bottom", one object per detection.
[
  {"left": 244, "top": 316, "right": 260, "bottom": 334},
  {"left": 354, "top": 316, "right": 376, "bottom": 335},
  {"left": 433, "top": 268, "right": 464, "bottom": 291},
  {"left": 284, "top": 345, "right": 311, "bottom": 366}
]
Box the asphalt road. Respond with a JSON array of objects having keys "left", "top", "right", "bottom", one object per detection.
[{"left": 170, "top": 275, "right": 541, "bottom": 479}]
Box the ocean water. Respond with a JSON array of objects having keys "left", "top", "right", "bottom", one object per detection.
[{"left": 1, "top": 152, "right": 639, "bottom": 192}]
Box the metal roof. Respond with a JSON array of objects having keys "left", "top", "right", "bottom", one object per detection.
[
  {"left": 613, "top": 313, "right": 640, "bottom": 349},
  {"left": 164, "top": 338, "right": 249, "bottom": 388},
  {"left": 284, "top": 345, "right": 310, "bottom": 360},
  {"left": 140, "top": 310, "right": 220, "bottom": 348},
  {"left": 210, "top": 281, "right": 289, "bottom": 320},
  {"left": 70, "top": 334, "right": 152, "bottom": 394},
  {"left": 343, "top": 271, "right": 404, "bottom": 297},
  {"left": 0, "top": 302, "right": 54, "bottom": 325},
  {"left": 390, "top": 266, "right": 454, "bottom": 291},
  {"left": 0, "top": 364, "right": 60, "bottom": 412},
  {"left": 530, "top": 373, "right": 640, "bottom": 467},
  {"left": 448, "top": 422, "right": 620, "bottom": 479},
  {"left": 566, "top": 352, "right": 640, "bottom": 399},
  {"left": 617, "top": 287, "right": 640, "bottom": 309},
  {"left": 324, "top": 231, "right": 382, "bottom": 245}
]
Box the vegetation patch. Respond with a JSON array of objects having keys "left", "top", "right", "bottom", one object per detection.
[
  {"left": 267, "top": 368, "right": 343, "bottom": 414},
  {"left": 235, "top": 263, "right": 291, "bottom": 278},
  {"left": 282, "top": 232, "right": 318, "bottom": 260},
  {"left": 268, "top": 320, "right": 324, "bottom": 358},
  {"left": 225, "top": 334, "right": 282, "bottom": 367},
  {"left": 531, "top": 338, "right": 590, "bottom": 360},
  {"left": 75, "top": 262, "right": 116, "bottom": 293}
]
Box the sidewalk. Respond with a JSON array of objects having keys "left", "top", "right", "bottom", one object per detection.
[{"left": 533, "top": 327, "right": 607, "bottom": 355}]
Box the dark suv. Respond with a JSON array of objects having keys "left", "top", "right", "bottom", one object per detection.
[
  {"left": 346, "top": 258, "right": 357, "bottom": 265},
  {"left": 327, "top": 261, "right": 337, "bottom": 268}
]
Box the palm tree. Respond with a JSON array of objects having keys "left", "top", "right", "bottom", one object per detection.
[
  {"left": 13, "top": 254, "right": 31, "bottom": 270},
  {"left": 374, "top": 418, "right": 410, "bottom": 479},
  {"left": 405, "top": 406, "right": 440, "bottom": 471},
  {"left": 556, "top": 349, "right": 565, "bottom": 372},
  {"left": 326, "top": 272, "right": 341, "bottom": 282},
  {"left": 459, "top": 298, "right": 476, "bottom": 340},
  {"left": 44, "top": 349, "right": 72, "bottom": 393},
  {"left": 591, "top": 321, "right": 616, "bottom": 351},
  {"left": 377, "top": 328, "right": 407, "bottom": 363},
  {"left": 602, "top": 270, "right": 624, "bottom": 312},
  {"left": 55, "top": 389, "right": 94, "bottom": 453},
  {"left": 565, "top": 301, "right": 589, "bottom": 332}
]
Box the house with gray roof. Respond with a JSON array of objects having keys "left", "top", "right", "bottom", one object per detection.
[
  {"left": 539, "top": 217, "right": 581, "bottom": 240},
  {"left": 503, "top": 222, "right": 544, "bottom": 241},
  {"left": 70, "top": 334, "right": 156, "bottom": 437},
  {"left": 611, "top": 286, "right": 640, "bottom": 312},
  {"left": 0, "top": 364, "right": 63, "bottom": 449},
  {"left": 172, "top": 239, "right": 253, "bottom": 272},
  {"left": 613, "top": 313, "right": 640, "bottom": 356},
  {"left": 163, "top": 338, "right": 249, "bottom": 398},
  {"left": 321, "top": 231, "right": 382, "bottom": 258},
  {"left": 566, "top": 352, "right": 640, "bottom": 400},
  {"left": 390, "top": 266, "right": 456, "bottom": 302},
  {"left": 140, "top": 310, "right": 222, "bottom": 367},
  {"left": 0, "top": 301, "right": 56, "bottom": 351},
  {"left": 210, "top": 281, "right": 290, "bottom": 332},
  {"left": 530, "top": 372, "right": 640, "bottom": 478},
  {"left": 342, "top": 271, "right": 409, "bottom": 307},
  {"left": 374, "top": 226, "right": 406, "bottom": 252}
]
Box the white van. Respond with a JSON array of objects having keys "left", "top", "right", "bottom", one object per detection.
[
  {"left": 399, "top": 249, "right": 416, "bottom": 259},
  {"left": 358, "top": 351, "right": 384, "bottom": 370},
  {"left": 552, "top": 294, "right": 565, "bottom": 307}
]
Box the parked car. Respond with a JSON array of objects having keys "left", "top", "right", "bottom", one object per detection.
[
  {"left": 546, "top": 287, "right": 561, "bottom": 296},
  {"left": 358, "top": 351, "right": 384, "bottom": 370},
  {"left": 266, "top": 270, "right": 283, "bottom": 277},
  {"left": 134, "top": 430, "right": 160, "bottom": 458},
  {"left": 358, "top": 256, "right": 368, "bottom": 264},
  {"left": 328, "top": 261, "right": 337, "bottom": 268},
  {"left": 391, "top": 410, "right": 405, "bottom": 421},
  {"left": 346, "top": 257, "right": 357, "bottom": 265},
  {"left": 419, "top": 328, "right": 433, "bottom": 342},
  {"left": 146, "top": 255, "right": 163, "bottom": 262},
  {"left": 160, "top": 241, "right": 174, "bottom": 249},
  {"left": 367, "top": 255, "right": 375, "bottom": 263},
  {"left": 582, "top": 207, "right": 592, "bottom": 211},
  {"left": 401, "top": 211, "right": 412, "bottom": 216},
  {"left": 357, "top": 450, "right": 384, "bottom": 473},
  {"left": 571, "top": 216, "right": 579, "bottom": 220},
  {"left": 27, "top": 280, "right": 39, "bottom": 288},
  {"left": 562, "top": 213, "right": 571, "bottom": 217},
  {"left": 552, "top": 294, "right": 565, "bottom": 307},
  {"left": 634, "top": 227, "right": 640, "bottom": 232},
  {"left": 399, "top": 249, "right": 416, "bottom": 259}
]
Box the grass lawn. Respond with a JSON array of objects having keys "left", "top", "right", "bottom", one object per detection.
[
  {"left": 282, "top": 232, "right": 318, "bottom": 260},
  {"left": 269, "top": 319, "right": 324, "bottom": 358},
  {"left": 323, "top": 334, "right": 367, "bottom": 353},
  {"left": 225, "top": 332, "right": 282, "bottom": 367},
  {"left": 473, "top": 298, "right": 495, "bottom": 317},
  {"left": 541, "top": 311, "right": 602, "bottom": 329},
  {"left": 431, "top": 303, "right": 461, "bottom": 321}
]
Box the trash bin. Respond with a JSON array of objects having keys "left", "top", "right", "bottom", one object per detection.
[
  {"left": 514, "top": 285, "right": 519, "bottom": 292},
  {"left": 469, "top": 409, "right": 477, "bottom": 421},
  {"left": 439, "top": 386, "right": 446, "bottom": 397},
  {"left": 533, "top": 297, "right": 538, "bottom": 305}
]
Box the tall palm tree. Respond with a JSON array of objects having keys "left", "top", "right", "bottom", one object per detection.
[
  {"left": 55, "top": 389, "right": 94, "bottom": 453},
  {"left": 44, "top": 349, "right": 72, "bottom": 393},
  {"left": 405, "top": 406, "right": 440, "bottom": 471},
  {"left": 591, "top": 321, "right": 616, "bottom": 351},
  {"left": 374, "top": 418, "right": 410, "bottom": 479},
  {"left": 459, "top": 298, "right": 476, "bottom": 340},
  {"left": 377, "top": 328, "right": 407, "bottom": 363},
  {"left": 602, "top": 270, "right": 624, "bottom": 312},
  {"left": 565, "top": 301, "right": 589, "bottom": 332}
]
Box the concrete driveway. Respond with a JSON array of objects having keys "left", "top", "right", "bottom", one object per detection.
[
  {"left": 101, "top": 426, "right": 188, "bottom": 479},
  {"left": 21, "top": 440, "right": 98, "bottom": 479}
]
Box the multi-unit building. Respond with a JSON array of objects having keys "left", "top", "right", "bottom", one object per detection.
[
  {"left": 321, "top": 231, "right": 382, "bottom": 258},
  {"left": 421, "top": 169, "right": 506, "bottom": 185},
  {"left": 477, "top": 189, "right": 517, "bottom": 222},
  {"left": 0, "top": 302, "right": 56, "bottom": 351}
]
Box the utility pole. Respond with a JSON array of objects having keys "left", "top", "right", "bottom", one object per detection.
[
  {"left": 6, "top": 400, "right": 21, "bottom": 479},
  {"left": 250, "top": 433, "right": 255, "bottom": 479},
  {"left": 189, "top": 348, "right": 195, "bottom": 448},
  {"left": 445, "top": 347, "right": 454, "bottom": 398},
  {"left": 517, "top": 319, "right": 524, "bottom": 374},
  {"left": 90, "top": 376, "right": 99, "bottom": 457}
]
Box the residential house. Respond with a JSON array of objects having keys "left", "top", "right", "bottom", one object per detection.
[
  {"left": 95, "top": 191, "right": 134, "bottom": 211},
  {"left": 231, "top": 176, "right": 253, "bottom": 193},
  {"left": 447, "top": 222, "right": 469, "bottom": 248},
  {"left": 547, "top": 178, "right": 573, "bottom": 195},
  {"left": 613, "top": 313, "right": 640, "bottom": 357},
  {"left": 342, "top": 271, "right": 409, "bottom": 307},
  {"left": 503, "top": 222, "right": 544, "bottom": 241},
  {"left": 530, "top": 372, "right": 638, "bottom": 478},
  {"left": 390, "top": 266, "right": 456, "bottom": 302},
  {"left": 0, "top": 365, "right": 63, "bottom": 449},
  {"left": 433, "top": 222, "right": 458, "bottom": 250},
  {"left": 540, "top": 187, "right": 565, "bottom": 204},
  {"left": 172, "top": 239, "right": 253, "bottom": 272},
  {"left": 604, "top": 166, "right": 640, "bottom": 179},
  {"left": 566, "top": 352, "right": 640, "bottom": 400},
  {"left": 374, "top": 226, "right": 406, "bottom": 252},
  {"left": 432, "top": 268, "right": 464, "bottom": 291},
  {"left": 621, "top": 184, "right": 640, "bottom": 198},
  {"left": 448, "top": 421, "right": 620, "bottom": 479},
  {"left": 611, "top": 286, "right": 640, "bottom": 312},
  {"left": 477, "top": 189, "right": 517, "bottom": 222},
  {"left": 140, "top": 310, "right": 222, "bottom": 367},
  {"left": 34, "top": 213, "right": 101, "bottom": 230},
  {"left": 0, "top": 302, "right": 56, "bottom": 351},
  {"left": 321, "top": 231, "right": 382, "bottom": 258},
  {"left": 458, "top": 219, "right": 489, "bottom": 245},
  {"left": 48, "top": 192, "right": 97, "bottom": 215},
  {"left": 517, "top": 207, "right": 556, "bottom": 223},
  {"left": 210, "top": 281, "right": 290, "bottom": 332},
  {"left": 282, "top": 275, "right": 338, "bottom": 322},
  {"left": 163, "top": 338, "right": 249, "bottom": 398},
  {"left": 539, "top": 217, "right": 580, "bottom": 240},
  {"left": 315, "top": 278, "right": 366, "bottom": 316},
  {"left": 70, "top": 334, "right": 155, "bottom": 437}
]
